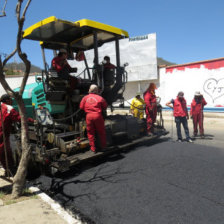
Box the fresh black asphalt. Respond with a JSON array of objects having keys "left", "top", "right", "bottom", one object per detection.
[{"left": 33, "top": 137, "right": 224, "bottom": 224}]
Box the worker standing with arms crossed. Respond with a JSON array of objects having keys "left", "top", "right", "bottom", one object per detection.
[{"left": 80, "top": 84, "right": 107, "bottom": 153}]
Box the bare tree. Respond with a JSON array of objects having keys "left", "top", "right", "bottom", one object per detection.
[
  {"left": 0, "top": 0, "right": 7, "bottom": 17},
  {"left": 0, "top": 0, "right": 32, "bottom": 198}
]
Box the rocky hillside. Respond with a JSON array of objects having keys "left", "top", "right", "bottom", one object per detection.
[
  {"left": 5, "top": 63, "right": 42, "bottom": 75},
  {"left": 157, "top": 57, "right": 176, "bottom": 66}
]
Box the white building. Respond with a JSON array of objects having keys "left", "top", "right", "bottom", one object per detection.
[{"left": 156, "top": 58, "right": 224, "bottom": 112}]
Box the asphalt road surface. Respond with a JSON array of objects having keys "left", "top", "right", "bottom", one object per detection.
[{"left": 33, "top": 119, "right": 224, "bottom": 224}]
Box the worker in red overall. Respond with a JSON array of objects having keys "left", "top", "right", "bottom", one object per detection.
[
  {"left": 144, "top": 83, "right": 157, "bottom": 135},
  {"left": 166, "top": 91, "right": 192, "bottom": 142},
  {"left": 51, "top": 48, "right": 78, "bottom": 91},
  {"left": 190, "top": 91, "right": 207, "bottom": 138},
  {"left": 80, "top": 84, "right": 108, "bottom": 153},
  {"left": 0, "top": 94, "right": 33, "bottom": 174}
]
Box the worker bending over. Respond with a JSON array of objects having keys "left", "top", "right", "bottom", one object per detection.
[
  {"left": 80, "top": 84, "right": 108, "bottom": 153},
  {"left": 130, "top": 92, "right": 145, "bottom": 119}
]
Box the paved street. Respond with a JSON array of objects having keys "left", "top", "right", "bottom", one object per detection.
[
  {"left": 34, "top": 115, "right": 224, "bottom": 224},
  {"left": 164, "top": 115, "right": 224, "bottom": 149}
]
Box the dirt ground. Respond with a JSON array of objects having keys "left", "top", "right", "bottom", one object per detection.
[
  {"left": 0, "top": 180, "right": 37, "bottom": 205},
  {"left": 0, "top": 168, "right": 68, "bottom": 224},
  {"left": 0, "top": 198, "right": 68, "bottom": 224}
]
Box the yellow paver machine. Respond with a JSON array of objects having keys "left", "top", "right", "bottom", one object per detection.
[{"left": 13, "top": 16, "right": 167, "bottom": 175}]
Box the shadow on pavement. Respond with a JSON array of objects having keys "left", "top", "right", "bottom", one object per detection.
[{"left": 192, "top": 134, "right": 214, "bottom": 141}]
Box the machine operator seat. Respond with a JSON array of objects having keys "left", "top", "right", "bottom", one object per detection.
[
  {"left": 44, "top": 69, "right": 69, "bottom": 102},
  {"left": 47, "top": 69, "right": 69, "bottom": 91}
]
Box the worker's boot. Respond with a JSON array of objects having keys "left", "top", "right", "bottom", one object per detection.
[
  {"left": 90, "top": 148, "right": 97, "bottom": 154},
  {"left": 147, "top": 132, "right": 156, "bottom": 137}
]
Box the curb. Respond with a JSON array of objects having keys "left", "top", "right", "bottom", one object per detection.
[
  {"left": 29, "top": 186, "right": 82, "bottom": 224},
  {"left": 108, "top": 109, "right": 224, "bottom": 119}
]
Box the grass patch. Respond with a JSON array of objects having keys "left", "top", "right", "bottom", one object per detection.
[
  {"left": 5, "top": 200, "right": 17, "bottom": 205},
  {"left": 30, "top": 194, "right": 39, "bottom": 199},
  {"left": 0, "top": 191, "right": 6, "bottom": 199},
  {"left": 23, "top": 188, "right": 32, "bottom": 195},
  {"left": 0, "top": 185, "right": 38, "bottom": 205}
]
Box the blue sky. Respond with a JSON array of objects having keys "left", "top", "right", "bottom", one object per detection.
[{"left": 0, "top": 0, "right": 224, "bottom": 68}]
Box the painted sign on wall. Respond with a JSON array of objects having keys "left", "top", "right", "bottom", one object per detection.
[
  {"left": 203, "top": 78, "right": 224, "bottom": 103},
  {"left": 72, "top": 33, "right": 157, "bottom": 82}
]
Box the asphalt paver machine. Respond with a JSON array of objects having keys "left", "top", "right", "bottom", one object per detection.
[{"left": 13, "top": 16, "right": 167, "bottom": 175}]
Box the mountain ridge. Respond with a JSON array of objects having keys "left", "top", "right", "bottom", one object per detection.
[{"left": 4, "top": 57, "right": 175, "bottom": 75}]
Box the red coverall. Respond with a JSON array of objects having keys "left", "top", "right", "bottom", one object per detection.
[
  {"left": 190, "top": 98, "right": 207, "bottom": 136},
  {"left": 104, "top": 63, "right": 115, "bottom": 69},
  {"left": 173, "top": 98, "right": 188, "bottom": 117},
  {"left": 51, "top": 56, "right": 78, "bottom": 89},
  {"left": 51, "top": 56, "right": 73, "bottom": 73},
  {"left": 144, "top": 91, "right": 157, "bottom": 133},
  {"left": 80, "top": 93, "right": 107, "bottom": 152},
  {"left": 0, "top": 103, "right": 21, "bottom": 169}
]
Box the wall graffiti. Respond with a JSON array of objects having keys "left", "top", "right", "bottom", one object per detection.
[{"left": 203, "top": 78, "right": 224, "bottom": 103}]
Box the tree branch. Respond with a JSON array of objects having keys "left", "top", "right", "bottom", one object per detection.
[
  {"left": 22, "top": 0, "right": 31, "bottom": 18},
  {"left": 16, "top": 0, "right": 32, "bottom": 95},
  {"left": 0, "top": 57, "right": 15, "bottom": 97},
  {"left": 2, "top": 48, "right": 17, "bottom": 67}
]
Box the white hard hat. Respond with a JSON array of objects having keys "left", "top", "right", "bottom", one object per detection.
[
  {"left": 89, "top": 84, "right": 98, "bottom": 93},
  {"left": 194, "top": 91, "right": 201, "bottom": 96}
]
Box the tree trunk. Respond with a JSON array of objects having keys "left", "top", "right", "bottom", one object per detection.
[
  {"left": 11, "top": 96, "right": 32, "bottom": 199},
  {"left": 0, "top": 0, "right": 33, "bottom": 199}
]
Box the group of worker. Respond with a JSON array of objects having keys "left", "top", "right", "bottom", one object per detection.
[
  {"left": 50, "top": 49, "right": 113, "bottom": 154},
  {"left": 130, "top": 85, "right": 207, "bottom": 142},
  {"left": 51, "top": 48, "right": 115, "bottom": 92},
  {"left": 166, "top": 91, "right": 207, "bottom": 142},
  {"left": 0, "top": 85, "right": 106, "bottom": 177},
  {"left": 0, "top": 82, "right": 208, "bottom": 173},
  {"left": 80, "top": 81, "right": 208, "bottom": 155},
  {"left": 0, "top": 49, "right": 208, "bottom": 172},
  {"left": 130, "top": 83, "right": 158, "bottom": 136}
]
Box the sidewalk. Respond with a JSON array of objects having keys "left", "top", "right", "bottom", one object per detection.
[{"left": 0, "top": 169, "right": 81, "bottom": 224}]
